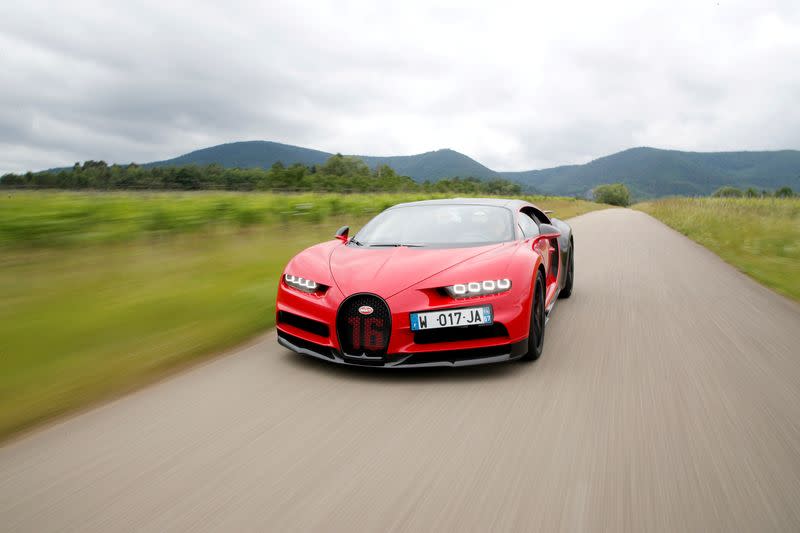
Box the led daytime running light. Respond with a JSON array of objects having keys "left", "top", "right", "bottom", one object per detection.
[
  {"left": 284, "top": 274, "right": 320, "bottom": 291},
  {"left": 448, "top": 279, "right": 511, "bottom": 298}
]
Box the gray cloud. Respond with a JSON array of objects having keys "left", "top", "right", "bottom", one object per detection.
[{"left": 1, "top": 0, "right": 799, "bottom": 174}]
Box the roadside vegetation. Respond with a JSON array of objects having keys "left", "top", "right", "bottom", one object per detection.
[
  {"left": 636, "top": 197, "right": 800, "bottom": 301},
  {"left": 0, "top": 154, "right": 525, "bottom": 195},
  {"left": 712, "top": 185, "right": 795, "bottom": 198},
  {"left": 0, "top": 191, "right": 605, "bottom": 439},
  {"left": 593, "top": 183, "right": 631, "bottom": 206}
]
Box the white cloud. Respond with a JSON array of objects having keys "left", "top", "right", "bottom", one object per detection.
[{"left": 0, "top": 0, "right": 798, "bottom": 174}]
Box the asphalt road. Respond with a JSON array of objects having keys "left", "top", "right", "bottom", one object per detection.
[{"left": 2, "top": 208, "right": 800, "bottom": 532}]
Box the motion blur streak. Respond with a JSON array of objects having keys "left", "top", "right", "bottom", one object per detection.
[{"left": 2, "top": 209, "right": 800, "bottom": 532}]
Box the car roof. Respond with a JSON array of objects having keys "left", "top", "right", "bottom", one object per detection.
[{"left": 388, "top": 198, "right": 529, "bottom": 210}]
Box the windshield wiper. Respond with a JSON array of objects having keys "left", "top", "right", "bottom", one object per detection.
[
  {"left": 349, "top": 238, "right": 364, "bottom": 246},
  {"left": 368, "top": 243, "right": 425, "bottom": 247}
]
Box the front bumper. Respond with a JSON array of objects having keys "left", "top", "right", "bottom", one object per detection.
[
  {"left": 278, "top": 330, "right": 529, "bottom": 368},
  {"left": 275, "top": 273, "right": 533, "bottom": 368}
]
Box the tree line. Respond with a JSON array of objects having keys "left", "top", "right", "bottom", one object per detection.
[
  {"left": 591, "top": 182, "right": 796, "bottom": 207},
  {"left": 712, "top": 185, "right": 795, "bottom": 198},
  {"left": 0, "top": 154, "right": 523, "bottom": 195}
]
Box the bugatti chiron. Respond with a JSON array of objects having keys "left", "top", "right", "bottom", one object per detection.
[{"left": 276, "top": 198, "right": 574, "bottom": 367}]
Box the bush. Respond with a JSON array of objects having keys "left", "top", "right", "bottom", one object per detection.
[
  {"left": 593, "top": 183, "right": 631, "bottom": 206},
  {"left": 712, "top": 186, "right": 744, "bottom": 198},
  {"left": 775, "top": 186, "right": 794, "bottom": 198}
]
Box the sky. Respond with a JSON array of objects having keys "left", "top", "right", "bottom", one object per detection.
[{"left": 1, "top": 0, "right": 799, "bottom": 174}]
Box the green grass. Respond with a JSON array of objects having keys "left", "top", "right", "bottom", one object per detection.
[
  {"left": 636, "top": 197, "right": 800, "bottom": 301},
  {"left": 0, "top": 191, "right": 605, "bottom": 440},
  {"left": 0, "top": 191, "right": 603, "bottom": 248}
]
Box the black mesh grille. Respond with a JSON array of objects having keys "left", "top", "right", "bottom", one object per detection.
[{"left": 336, "top": 293, "right": 392, "bottom": 357}]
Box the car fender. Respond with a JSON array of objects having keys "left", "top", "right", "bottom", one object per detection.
[
  {"left": 505, "top": 239, "right": 546, "bottom": 323},
  {"left": 283, "top": 240, "right": 339, "bottom": 288}
]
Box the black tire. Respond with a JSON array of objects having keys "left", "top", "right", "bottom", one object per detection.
[
  {"left": 559, "top": 240, "right": 574, "bottom": 299},
  {"left": 522, "top": 271, "right": 546, "bottom": 361}
]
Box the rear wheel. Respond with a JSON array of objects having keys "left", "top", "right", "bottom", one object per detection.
[
  {"left": 522, "top": 272, "right": 546, "bottom": 361},
  {"left": 559, "top": 241, "right": 574, "bottom": 299}
]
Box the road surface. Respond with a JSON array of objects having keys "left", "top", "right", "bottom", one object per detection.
[{"left": 2, "top": 208, "right": 800, "bottom": 532}]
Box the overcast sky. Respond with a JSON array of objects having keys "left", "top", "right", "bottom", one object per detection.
[{"left": 1, "top": 0, "right": 799, "bottom": 174}]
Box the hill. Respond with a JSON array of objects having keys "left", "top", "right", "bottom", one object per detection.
[
  {"left": 145, "top": 141, "right": 332, "bottom": 169},
  {"left": 358, "top": 149, "right": 498, "bottom": 181},
  {"left": 147, "top": 141, "right": 497, "bottom": 182},
  {"left": 500, "top": 147, "right": 800, "bottom": 198},
  {"left": 80, "top": 141, "right": 800, "bottom": 197}
]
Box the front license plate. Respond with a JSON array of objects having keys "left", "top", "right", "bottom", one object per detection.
[{"left": 410, "top": 305, "right": 493, "bottom": 331}]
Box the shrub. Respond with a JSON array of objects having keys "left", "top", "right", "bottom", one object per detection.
[
  {"left": 593, "top": 183, "right": 631, "bottom": 206},
  {"left": 712, "top": 186, "right": 744, "bottom": 198},
  {"left": 775, "top": 186, "right": 794, "bottom": 198}
]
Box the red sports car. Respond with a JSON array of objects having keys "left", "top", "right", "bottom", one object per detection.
[{"left": 276, "top": 198, "right": 574, "bottom": 367}]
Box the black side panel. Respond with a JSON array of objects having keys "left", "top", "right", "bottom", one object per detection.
[
  {"left": 413, "top": 323, "right": 509, "bottom": 344},
  {"left": 550, "top": 218, "right": 572, "bottom": 290},
  {"left": 277, "top": 311, "right": 330, "bottom": 338}
]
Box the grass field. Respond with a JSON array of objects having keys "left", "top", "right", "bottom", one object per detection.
[
  {"left": 0, "top": 191, "right": 605, "bottom": 439},
  {"left": 0, "top": 191, "right": 602, "bottom": 247},
  {"left": 636, "top": 197, "right": 800, "bottom": 301}
]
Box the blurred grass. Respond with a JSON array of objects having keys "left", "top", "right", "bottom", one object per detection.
[
  {"left": 636, "top": 197, "right": 800, "bottom": 301},
  {"left": 0, "top": 191, "right": 603, "bottom": 248},
  {"left": 0, "top": 191, "right": 605, "bottom": 439}
]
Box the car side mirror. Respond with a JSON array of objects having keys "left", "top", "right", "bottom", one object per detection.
[
  {"left": 335, "top": 225, "right": 349, "bottom": 242},
  {"left": 538, "top": 223, "right": 560, "bottom": 237}
]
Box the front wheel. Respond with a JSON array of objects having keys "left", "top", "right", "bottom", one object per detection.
[{"left": 521, "top": 271, "right": 546, "bottom": 361}]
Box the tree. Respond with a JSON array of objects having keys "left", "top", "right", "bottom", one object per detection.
[
  {"left": 592, "top": 183, "right": 631, "bottom": 206},
  {"left": 0, "top": 173, "right": 22, "bottom": 186},
  {"left": 712, "top": 186, "right": 743, "bottom": 198},
  {"left": 374, "top": 164, "right": 397, "bottom": 181},
  {"left": 485, "top": 178, "right": 522, "bottom": 195},
  {"left": 318, "top": 154, "right": 370, "bottom": 178},
  {"left": 745, "top": 187, "right": 759, "bottom": 198},
  {"left": 775, "top": 186, "right": 794, "bottom": 198}
]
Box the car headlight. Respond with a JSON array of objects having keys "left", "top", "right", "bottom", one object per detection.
[
  {"left": 284, "top": 274, "right": 326, "bottom": 293},
  {"left": 444, "top": 279, "right": 511, "bottom": 298}
]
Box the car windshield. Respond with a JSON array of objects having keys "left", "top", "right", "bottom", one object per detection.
[{"left": 352, "top": 204, "right": 515, "bottom": 248}]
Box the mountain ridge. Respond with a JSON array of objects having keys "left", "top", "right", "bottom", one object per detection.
[
  {"left": 142, "top": 141, "right": 800, "bottom": 198},
  {"left": 499, "top": 146, "right": 800, "bottom": 197},
  {"left": 146, "top": 141, "right": 499, "bottom": 182}
]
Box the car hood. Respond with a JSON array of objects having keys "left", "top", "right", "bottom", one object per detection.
[{"left": 329, "top": 243, "right": 510, "bottom": 298}]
